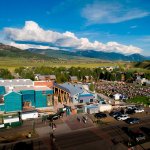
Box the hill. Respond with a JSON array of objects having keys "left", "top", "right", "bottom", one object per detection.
[
  {"left": 134, "top": 60, "right": 150, "bottom": 70},
  {"left": 28, "top": 48, "right": 150, "bottom": 62},
  {"left": 0, "top": 43, "right": 57, "bottom": 60}
]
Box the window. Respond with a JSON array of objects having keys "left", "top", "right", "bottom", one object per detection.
[
  {"left": 90, "top": 99, "right": 93, "bottom": 102},
  {"left": 80, "top": 100, "right": 83, "bottom": 103}
]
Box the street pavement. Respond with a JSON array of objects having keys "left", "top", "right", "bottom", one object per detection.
[{"left": 0, "top": 112, "right": 150, "bottom": 150}]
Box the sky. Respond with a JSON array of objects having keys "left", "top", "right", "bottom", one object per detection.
[{"left": 0, "top": 0, "right": 150, "bottom": 56}]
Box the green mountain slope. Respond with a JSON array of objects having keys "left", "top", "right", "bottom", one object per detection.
[
  {"left": 0, "top": 43, "right": 57, "bottom": 60},
  {"left": 134, "top": 61, "right": 150, "bottom": 69}
]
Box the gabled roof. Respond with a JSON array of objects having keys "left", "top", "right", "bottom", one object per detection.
[
  {"left": 3, "top": 91, "right": 22, "bottom": 97},
  {"left": 60, "top": 83, "right": 84, "bottom": 96},
  {"left": 54, "top": 83, "right": 70, "bottom": 93}
]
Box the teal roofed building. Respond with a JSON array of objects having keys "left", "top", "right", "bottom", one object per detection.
[{"left": 4, "top": 92, "right": 22, "bottom": 112}]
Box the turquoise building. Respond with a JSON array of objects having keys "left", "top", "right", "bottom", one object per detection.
[
  {"left": 0, "top": 79, "right": 54, "bottom": 113},
  {"left": 20, "top": 90, "right": 35, "bottom": 106},
  {"left": 0, "top": 86, "right": 5, "bottom": 95},
  {"left": 4, "top": 92, "right": 22, "bottom": 112}
]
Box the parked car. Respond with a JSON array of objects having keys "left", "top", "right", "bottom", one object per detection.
[
  {"left": 122, "top": 127, "right": 146, "bottom": 142},
  {"left": 94, "top": 112, "right": 107, "bottom": 118},
  {"left": 47, "top": 114, "right": 60, "bottom": 121},
  {"left": 135, "top": 108, "right": 144, "bottom": 113},
  {"left": 109, "top": 111, "right": 122, "bottom": 118},
  {"left": 125, "top": 118, "right": 140, "bottom": 124},
  {"left": 126, "top": 109, "right": 135, "bottom": 114},
  {"left": 127, "top": 106, "right": 137, "bottom": 110},
  {"left": 140, "top": 127, "right": 150, "bottom": 136},
  {"left": 117, "top": 114, "right": 129, "bottom": 121},
  {"left": 132, "top": 131, "right": 146, "bottom": 142}
]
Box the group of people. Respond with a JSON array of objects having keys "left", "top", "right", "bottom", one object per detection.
[{"left": 95, "top": 81, "right": 150, "bottom": 99}]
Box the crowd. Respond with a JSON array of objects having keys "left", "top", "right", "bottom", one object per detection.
[{"left": 95, "top": 81, "right": 150, "bottom": 99}]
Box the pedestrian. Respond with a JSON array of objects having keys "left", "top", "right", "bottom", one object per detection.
[{"left": 49, "top": 121, "right": 52, "bottom": 127}]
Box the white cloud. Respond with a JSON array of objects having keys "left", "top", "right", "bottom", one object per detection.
[
  {"left": 8, "top": 41, "right": 60, "bottom": 50},
  {"left": 81, "top": 2, "right": 149, "bottom": 24},
  {"left": 4, "top": 21, "right": 142, "bottom": 54}
]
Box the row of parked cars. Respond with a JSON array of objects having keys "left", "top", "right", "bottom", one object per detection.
[
  {"left": 94, "top": 106, "right": 145, "bottom": 124},
  {"left": 109, "top": 111, "right": 140, "bottom": 124}
]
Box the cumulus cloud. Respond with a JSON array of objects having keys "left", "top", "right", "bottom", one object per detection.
[
  {"left": 81, "top": 2, "right": 149, "bottom": 24},
  {"left": 8, "top": 41, "right": 60, "bottom": 50},
  {"left": 4, "top": 21, "right": 142, "bottom": 54}
]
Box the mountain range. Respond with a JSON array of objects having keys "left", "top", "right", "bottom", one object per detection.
[
  {"left": 0, "top": 43, "right": 150, "bottom": 62},
  {"left": 28, "top": 48, "right": 150, "bottom": 62}
]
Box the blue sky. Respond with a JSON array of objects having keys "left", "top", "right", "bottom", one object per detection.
[{"left": 0, "top": 0, "right": 150, "bottom": 55}]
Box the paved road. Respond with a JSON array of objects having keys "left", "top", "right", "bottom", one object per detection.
[
  {"left": 1, "top": 113, "right": 150, "bottom": 150},
  {"left": 54, "top": 115, "right": 150, "bottom": 150}
]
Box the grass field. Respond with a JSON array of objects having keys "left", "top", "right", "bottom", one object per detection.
[
  {"left": 0, "top": 57, "right": 149, "bottom": 73},
  {"left": 0, "top": 57, "right": 121, "bottom": 69}
]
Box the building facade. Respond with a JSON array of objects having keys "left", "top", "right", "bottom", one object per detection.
[{"left": 0, "top": 79, "right": 54, "bottom": 113}]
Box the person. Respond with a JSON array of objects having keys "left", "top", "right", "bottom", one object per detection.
[{"left": 52, "top": 123, "right": 56, "bottom": 132}]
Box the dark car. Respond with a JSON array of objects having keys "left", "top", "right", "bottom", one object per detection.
[
  {"left": 109, "top": 111, "right": 122, "bottom": 118},
  {"left": 126, "top": 109, "right": 135, "bottom": 114},
  {"left": 47, "top": 114, "right": 60, "bottom": 121},
  {"left": 140, "top": 127, "right": 150, "bottom": 136},
  {"left": 132, "top": 132, "right": 146, "bottom": 142},
  {"left": 125, "top": 118, "right": 140, "bottom": 124},
  {"left": 122, "top": 127, "right": 146, "bottom": 142},
  {"left": 94, "top": 112, "right": 107, "bottom": 118}
]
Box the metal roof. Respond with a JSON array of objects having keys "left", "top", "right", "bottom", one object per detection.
[
  {"left": 5, "top": 86, "right": 52, "bottom": 92},
  {"left": 60, "top": 83, "right": 84, "bottom": 96},
  {"left": 0, "top": 79, "right": 33, "bottom": 87},
  {"left": 70, "top": 76, "right": 78, "bottom": 81}
]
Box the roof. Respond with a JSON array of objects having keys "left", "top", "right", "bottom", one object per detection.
[
  {"left": 4, "top": 91, "right": 22, "bottom": 97},
  {"left": 70, "top": 76, "right": 78, "bottom": 81},
  {"left": 0, "top": 79, "right": 33, "bottom": 87},
  {"left": 5, "top": 85, "right": 52, "bottom": 93},
  {"left": 78, "top": 91, "right": 93, "bottom": 97},
  {"left": 34, "top": 81, "right": 53, "bottom": 88},
  {"left": 54, "top": 83, "right": 70, "bottom": 93},
  {"left": 49, "top": 75, "right": 56, "bottom": 80},
  {"left": 60, "top": 83, "right": 84, "bottom": 96},
  {"left": 34, "top": 86, "right": 52, "bottom": 91},
  {"left": 38, "top": 75, "right": 56, "bottom": 80}
]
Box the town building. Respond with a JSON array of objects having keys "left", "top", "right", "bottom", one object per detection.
[
  {"left": 0, "top": 79, "right": 54, "bottom": 113},
  {"left": 35, "top": 74, "right": 56, "bottom": 82},
  {"left": 136, "top": 76, "right": 150, "bottom": 86},
  {"left": 54, "top": 82, "right": 94, "bottom": 104},
  {"left": 69, "top": 76, "right": 78, "bottom": 83}
]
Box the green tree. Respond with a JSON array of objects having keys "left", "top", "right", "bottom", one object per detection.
[{"left": 89, "top": 83, "right": 95, "bottom": 92}]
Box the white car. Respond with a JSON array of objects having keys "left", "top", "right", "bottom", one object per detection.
[
  {"left": 117, "top": 114, "right": 130, "bottom": 121},
  {"left": 135, "top": 109, "right": 144, "bottom": 113}
]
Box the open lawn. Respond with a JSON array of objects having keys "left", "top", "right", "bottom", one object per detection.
[
  {"left": 0, "top": 57, "right": 149, "bottom": 73},
  {"left": 0, "top": 57, "right": 122, "bottom": 70},
  {"left": 127, "top": 96, "right": 150, "bottom": 106}
]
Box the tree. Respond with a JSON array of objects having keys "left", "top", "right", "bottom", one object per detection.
[
  {"left": 0, "top": 69, "right": 14, "bottom": 79},
  {"left": 89, "top": 83, "right": 95, "bottom": 92}
]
